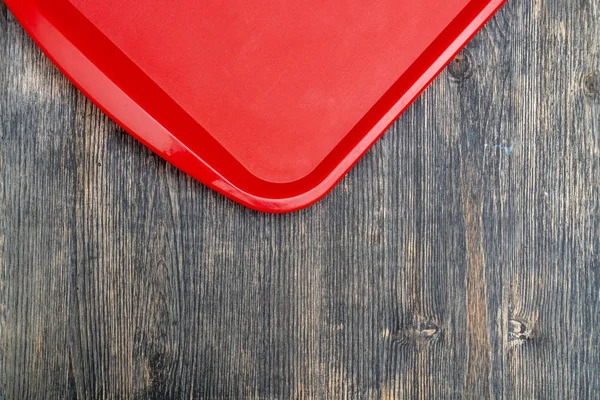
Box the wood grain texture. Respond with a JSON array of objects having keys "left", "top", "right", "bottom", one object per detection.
[{"left": 1, "top": 0, "right": 599, "bottom": 398}]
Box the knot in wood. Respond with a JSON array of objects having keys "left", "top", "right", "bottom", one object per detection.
[
  {"left": 508, "top": 319, "right": 532, "bottom": 342},
  {"left": 414, "top": 321, "right": 440, "bottom": 340},
  {"left": 389, "top": 321, "right": 440, "bottom": 346},
  {"left": 448, "top": 50, "right": 473, "bottom": 82},
  {"left": 583, "top": 72, "right": 600, "bottom": 99}
]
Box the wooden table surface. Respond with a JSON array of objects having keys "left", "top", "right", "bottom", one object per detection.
[{"left": 1, "top": 1, "right": 599, "bottom": 398}]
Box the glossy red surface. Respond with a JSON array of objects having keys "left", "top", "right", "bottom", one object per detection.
[{"left": 6, "top": 0, "right": 506, "bottom": 212}]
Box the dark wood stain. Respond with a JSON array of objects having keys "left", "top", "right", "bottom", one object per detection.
[{"left": 1, "top": 1, "right": 599, "bottom": 398}]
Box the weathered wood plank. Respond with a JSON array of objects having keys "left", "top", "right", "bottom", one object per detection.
[
  {"left": 0, "top": 7, "right": 77, "bottom": 399},
  {"left": 1, "top": 0, "right": 599, "bottom": 398}
]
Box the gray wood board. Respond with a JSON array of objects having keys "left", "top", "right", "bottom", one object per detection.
[{"left": 1, "top": 0, "right": 599, "bottom": 398}]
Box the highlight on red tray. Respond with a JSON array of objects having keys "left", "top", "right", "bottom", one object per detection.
[{"left": 5, "top": 0, "right": 506, "bottom": 212}]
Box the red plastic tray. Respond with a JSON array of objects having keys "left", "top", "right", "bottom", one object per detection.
[{"left": 6, "top": 0, "right": 505, "bottom": 212}]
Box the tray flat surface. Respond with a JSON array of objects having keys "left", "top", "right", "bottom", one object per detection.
[
  {"left": 71, "top": 0, "right": 468, "bottom": 184},
  {"left": 6, "top": 0, "right": 505, "bottom": 211}
]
